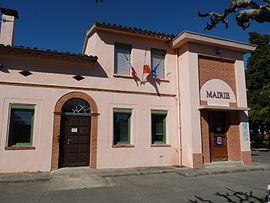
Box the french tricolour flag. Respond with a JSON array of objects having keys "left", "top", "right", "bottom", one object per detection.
[{"left": 142, "top": 51, "right": 151, "bottom": 82}]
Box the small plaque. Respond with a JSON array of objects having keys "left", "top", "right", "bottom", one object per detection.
[
  {"left": 242, "top": 122, "right": 249, "bottom": 141},
  {"left": 217, "top": 137, "right": 222, "bottom": 145},
  {"left": 216, "top": 128, "right": 221, "bottom": 132},
  {"left": 71, "top": 128, "right": 78, "bottom": 133}
]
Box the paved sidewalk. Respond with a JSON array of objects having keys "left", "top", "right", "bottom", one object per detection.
[
  {"left": 0, "top": 171, "right": 50, "bottom": 183},
  {"left": 174, "top": 162, "right": 270, "bottom": 177},
  {"left": 1, "top": 162, "right": 270, "bottom": 184}
]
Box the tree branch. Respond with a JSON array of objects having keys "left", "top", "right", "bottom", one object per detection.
[{"left": 199, "top": 0, "right": 270, "bottom": 30}]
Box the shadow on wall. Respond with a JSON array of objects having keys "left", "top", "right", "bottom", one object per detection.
[
  {"left": 97, "top": 30, "right": 175, "bottom": 54},
  {"left": 0, "top": 58, "right": 108, "bottom": 78},
  {"left": 201, "top": 111, "right": 247, "bottom": 132},
  {"left": 187, "top": 188, "right": 268, "bottom": 203},
  {"left": 0, "top": 66, "right": 10, "bottom": 73},
  {"left": 141, "top": 74, "right": 162, "bottom": 96}
]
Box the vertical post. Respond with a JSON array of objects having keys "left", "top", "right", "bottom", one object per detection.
[{"left": 267, "top": 183, "right": 270, "bottom": 203}]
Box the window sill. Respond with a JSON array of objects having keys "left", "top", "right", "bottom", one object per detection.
[
  {"left": 5, "top": 146, "right": 35, "bottom": 150},
  {"left": 151, "top": 144, "right": 171, "bottom": 147},
  {"left": 113, "top": 74, "right": 170, "bottom": 82},
  {"left": 154, "top": 78, "right": 170, "bottom": 83},
  {"left": 113, "top": 74, "right": 133, "bottom": 79},
  {"left": 112, "top": 144, "right": 135, "bottom": 148}
]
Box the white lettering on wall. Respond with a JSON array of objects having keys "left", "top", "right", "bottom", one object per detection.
[{"left": 200, "top": 79, "right": 236, "bottom": 106}]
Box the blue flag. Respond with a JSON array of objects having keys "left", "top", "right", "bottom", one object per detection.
[
  {"left": 151, "top": 56, "right": 164, "bottom": 78},
  {"left": 151, "top": 64, "right": 159, "bottom": 78}
]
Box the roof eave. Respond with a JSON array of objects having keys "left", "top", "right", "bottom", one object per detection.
[
  {"left": 171, "top": 31, "right": 256, "bottom": 53},
  {"left": 98, "top": 26, "right": 172, "bottom": 40},
  {"left": 82, "top": 24, "right": 97, "bottom": 54},
  {"left": 0, "top": 44, "right": 98, "bottom": 62},
  {"left": 82, "top": 23, "right": 173, "bottom": 54},
  {"left": 83, "top": 23, "right": 173, "bottom": 49}
]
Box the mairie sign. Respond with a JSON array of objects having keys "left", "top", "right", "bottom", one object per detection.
[
  {"left": 200, "top": 79, "right": 236, "bottom": 106},
  {"left": 206, "top": 91, "right": 230, "bottom": 99}
]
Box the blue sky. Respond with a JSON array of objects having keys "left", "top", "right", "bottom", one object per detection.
[{"left": 1, "top": 0, "right": 270, "bottom": 53}]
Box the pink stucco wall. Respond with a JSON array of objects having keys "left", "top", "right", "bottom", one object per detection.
[{"left": 0, "top": 30, "right": 180, "bottom": 172}]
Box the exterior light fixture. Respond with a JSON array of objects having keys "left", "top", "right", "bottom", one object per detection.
[{"left": 216, "top": 48, "right": 222, "bottom": 55}]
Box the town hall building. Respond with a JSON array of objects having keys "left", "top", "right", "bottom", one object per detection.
[{"left": 0, "top": 8, "right": 255, "bottom": 173}]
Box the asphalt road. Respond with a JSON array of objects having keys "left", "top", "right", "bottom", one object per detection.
[
  {"left": 252, "top": 150, "right": 270, "bottom": 164},
  {"left": 0, "top": 151, "right": 269, "bottom": 203},
  {"left": 0, "top": 170, "right": 269, "bottom": 203}
]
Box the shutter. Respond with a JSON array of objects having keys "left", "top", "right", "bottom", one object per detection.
[
  {"left": 115, "top": 44, "right": 131, "bottom": 75},
  {"left": 151, "top": 49, "right": 165, "bottom": 79}
]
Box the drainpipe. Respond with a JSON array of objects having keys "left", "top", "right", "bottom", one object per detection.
[{"left": 175, "top": 48, "right": 182, "bottom": 166}]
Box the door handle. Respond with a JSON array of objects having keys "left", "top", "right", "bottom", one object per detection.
[{"left": 67, "top": 138, "right": 72, "bottom": 144}]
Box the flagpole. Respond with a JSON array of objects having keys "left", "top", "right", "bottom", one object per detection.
[
  {"left": 123, "top": 54, "right": 133, "bottom": 70},
  {"left": 142, "top": 50, "right": 148, "bottom": 82},
  {"left": 123, "top": 54, "right": 140, "bottom": 81}
]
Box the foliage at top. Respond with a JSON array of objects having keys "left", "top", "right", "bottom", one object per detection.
[{"left": 199, "top": 0, "right": 270, "bottom": 30}]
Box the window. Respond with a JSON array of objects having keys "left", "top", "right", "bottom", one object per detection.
[
  {"left": 151, "top": 48, "right": 166, "bottom": 79},
  {"left": 114, "top": 43, "right": 131, "bottom": 75},
  {"left": 113, "top": 108, "right": 132, "bottom": 145},
  {"left": 151, "top": 110, "right": 167, "bottom": 144},
  {"left": 7, "top": 104, "right": 35, "bottom": 146},
  {"left": 62, "top": 98, "right": 90, "bottom": 116}
]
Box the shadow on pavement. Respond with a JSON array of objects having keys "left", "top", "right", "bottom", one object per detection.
[{"left": 187, "top": 188, "right": 267, "bottom": 203}]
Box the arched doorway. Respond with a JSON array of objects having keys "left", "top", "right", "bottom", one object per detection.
[
  {"left": 59, "top": 98, "right": 91, "bottom": 167},
  {"left": 51, "top": 92, "right": 98, "bottom": 170}
]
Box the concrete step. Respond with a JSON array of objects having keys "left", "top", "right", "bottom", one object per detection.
[
  {"left": 49, "top": 174, "right": 114, "bottom": 191},
  {"left": 51, "top": 166, "right": 96, "bottom": 175},
  {"left": 203, "top": 161, "right": 244, "bottom": 168}
]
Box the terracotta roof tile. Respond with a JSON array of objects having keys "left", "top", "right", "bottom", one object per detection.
[{"left": 95, "top": 22, "right": 176, "bottom": 40}]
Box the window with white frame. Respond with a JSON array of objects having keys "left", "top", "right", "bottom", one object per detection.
[
  {"left": 151, "top": 110, "right": 167, "bottom": 144},
  {"left": 114, "top": 43, "right": 132, "bottom": 75},
  {"left": 7, "top": 104, "right": 35, "bottom": 146},
  {"left": 113, "top": 108, "right": 132, "bottom": 145},
  {"left": 151, "top": 48, "right": 166, "bottom": 79}
]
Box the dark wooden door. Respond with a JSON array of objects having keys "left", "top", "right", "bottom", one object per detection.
[
  {"left": 209, "top": 112, "right": 228, "bottom": 162},
  {"left": 59, "top": 115, "right": 91, "bottom": 167}
]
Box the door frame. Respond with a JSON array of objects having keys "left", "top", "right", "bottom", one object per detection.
[{"left": 51, "top": 92, "right": 99, "bottom": 170}]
